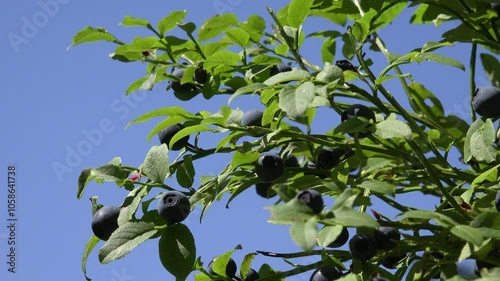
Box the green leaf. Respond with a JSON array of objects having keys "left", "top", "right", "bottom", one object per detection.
[
  {"left": 158, "top": 10, "right": 187, "bottom": 35},
  {"left": 332, "top": 189, "right": 357, "bottom": 210},
  {"left": 316, "top": 62, "right": 343, "bottom": 83},
  {"left": 451, "top": 225, "right": 484, "bottom": 246},
  {"left": 125, "top": 76, "right": 148, "bottom": 95},
  {"left": 407, "top": 83, "right": 445, "bottom": 123},
  {"left": 263, "top": 69, "right": 311, "bottom": 85},
  {"left": 141, "top": 145, "right": 170, "bottom": 184},
  {"left": 279, "top": 82, "right": 315, "bottom": 119},
  {"left": 147, "top": 116, "right": 191, "bottom": 142},
  {"left": 480, "top": 53, "right": 500, "bottom": 88},
  {"left": 124, "top": 36, "right": 159, "bottom": 52},
  {"left": 428, "top": 129, "right": 454, "bottom": 152},
  {"left": 98, "top": 221, "right": 158, "bottom": 264},
  {"left": 421, "top": 41, "right": 454, "bottom": 53},
  {"left": 410, "top": 3, "right": 457, "bottom": 25},
  {"left": 198, "top": 13, "right": 238, "bottom": 42},
  {"left": 471, "top": 163, "right": 500, "bottom": 188},
  {"left": 170, "top": 125, "right": 214, "bottom": 149},
  {"left": 159, "top": 224, "right": 196, "bottom": 280},
  {"left": 334, "top": 116, "right": 373, "bottom": 135},
  {"left": 111, "top": 37, "right": 158, "bottom": 62},
  {"left": 91, "top": 164, "right": 127, "bottom": 182},
  {"left": 266, "top": 198, "right": 316, "bottom": 225},
  {"left": 287, "top": 0, "right": 314, "bottom": 28},
  {"left": 216, "top": 131, "right": 246, "bottom": 152},
  {"left": 465, "top": 118, "right": 496, "bottom": 163},
  {"left": 465, "top": 118, "right": 484, "bottom": 163},
  {"left": 352, "top": 9, "right": 376, "bottom": 42},
  {"left": 317, "top": 225, "right": 344, "bottom": 248},
  {"left": 371, "top": 1, "right": 407, "bottom": 32},
  {"left": 477, "top": 227, "right": 500, "bottom": 239},
  {"left": 69, "top": 27, "right": 118, "bottom": 49},
  {"left": 127, "top": 106, "right": 196, "bottom": 127},
  {"left": 290, "top": 218, "right": 318, "bottom": 251},
  {"left": 194, "top": 274, "right": 211, "bottom": 281},
  {"left": 374, "top": 73, "right": 411, "bottom": 85},
  {"left": 321, "top": 37, "right": 336, "bottom": 64},
  {"left": 262, "top": 99, "right": 280, "bottom": 126},
  {"left": 178, "top": 22, "right": 196, "bottom": 34},
  {"left": 331, "top": 207, "right": 379, "bottom": 228},
  {"left": 240, "top": 253, "right": 258, "bottom": 280},
  {"left": 414, "top": 53, "right": 465, "bottom": 71},
  {"left": 400, "top": 210, "right": 457, "bottom": 228},
  {"left": 201, "top": 106, "right": 232, "bottom": 126},
  {"left": 120, "top": 16, "right": 149, "bottom": 27},
  {"left": 471, "top": 212, "right": 500, "bottom": 229},
  {"left": 81, "top": 235, "right": 100, "bottom": 281},
  {"left": 228, "top": 83, "right": 268, "bottom": 105},
  {"left": 357, "top": 180, "right": 396, "bottom": 197},
  {"left": 375, "top": 119, "right": 412, "bottom": 140},
  {"left": 239, "top": 14, "right": 266, "bottom": 42},
  {"left": 176, "top": 155, "right": 196, "bottom": 188},
  {"left": 139, "top": 67, "right": 157, "bottom": 92},
  {"left": 77, "top": 168, "right": 94, "bottom": 199},
  {"left": 231, "top": 150, "right": 260, "bottom": 169},
  {"left": 225, "top": 28, "right": 250, "bottom": 47},
  {"left": 203, "top": 51, "right": 241, "bottom": 70},
  {"left": 210, "top": 247, "right": 241, "bottom": 277},
  {"left": 118, "top": 185, "right": 149, "bottom": 226}
]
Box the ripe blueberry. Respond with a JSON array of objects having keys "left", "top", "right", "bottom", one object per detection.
[
  {"left": 381, "top": 254, "right": 406, "bottom": 269},
  {"left": 270, "top": 63, "right": 292, "bottom": 76},
  {"left": 255, "top": 182, "right": 277, "bottom": 198},
  {"left": 304, "top": 161, "right": 327, "bottom": 179},
  {"left": 170, "top": 69, "right": 197, "bottom": 94},
  {"left": 316, "top": 147, "right": 344, "bottom": 170},
  {"left": 285, "top": 154, "right": 300, "bottom": 168},
  {"left": 341, "top": 104, "right": 376, "bottom": 138},
  {"left": 344, "top": 147, "right": 355, "bottom": 159},
  {"left": 309, "top": 266, "right": 343, "bottom": 281},
  {"left": 255, "top": 153, "right": 284, "bottom": 182},
  {"left": 496, "top": 191, "right": 500, "bottom": 212},
  {"left": 472, "top": 86, "right": 500, "bottom": 118},
  {"left": 241, "top": 110, "right": 264, "bottom": 127},
  {"left": 374, "top": 227, "right": 400, "bottom": 250},
  {"left": 349, "top": 234, "right": 378, "bottom": 261},
  {"left": 326, "top": 227, "right": 349, "bottom": 248},
  {"left": 431, "top": 251, "right": 444, "bottom": 260},
  {"left": 335, "top": 60, "right": 357, "bottom": 72},
  {"left": 158, "top": 123, "right": 190, "bottom": 151},
  {"left": 207, "top": 257, "right": 237, "bottom": 278},
  {"left": 237, "top": 268, "right": 260, "bottom": 281},
  {"left": 91, "top": 205, "right": 120, "bottom": 241},
  {"left": 194, "top": 66, "right": 208, "bottom": 84},
  {"left": 296, "top": 189, "right": 324, "bottom": 214},
  {"left": 157, "top": 191, "right": 191, "bottom": 225}
]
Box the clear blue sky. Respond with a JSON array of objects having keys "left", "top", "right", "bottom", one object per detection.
[{"left": 0, "top": 1, "right": 489, "bottom": 280}]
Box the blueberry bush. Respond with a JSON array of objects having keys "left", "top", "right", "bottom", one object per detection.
[{"left": 74, "top": 0, "right": 500, "bottom": 280}]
